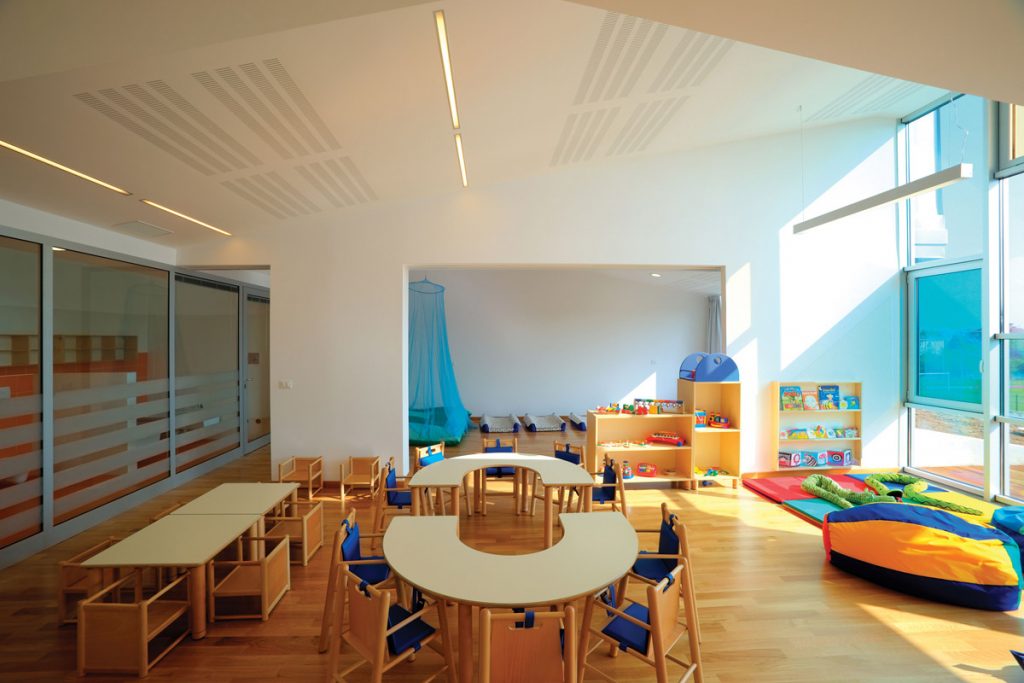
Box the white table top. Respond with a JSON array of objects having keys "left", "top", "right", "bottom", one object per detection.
[
  {"left": 409, "top": 453, "right": 594, "bottom": 488},
  {"left": 83, "top": 513, "right": 262, "bottom": 568},
  {"left": 169, "top": 482, "right": 298, "bottom": 515},
  {"left": 383, "top": 513, "right": 638, "bottom": 607}
]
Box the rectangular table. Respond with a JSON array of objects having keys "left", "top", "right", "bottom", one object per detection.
[
  {"left": 169, "top": 482, "right": 298, "bottom": 517},
  {"left": 83, "top": 513, "right": 262, "bottom": 639}
]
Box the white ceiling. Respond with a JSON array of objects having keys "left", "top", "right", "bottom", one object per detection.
[{"left": 0, "top": 0, "right": 949, "bottom": 248}]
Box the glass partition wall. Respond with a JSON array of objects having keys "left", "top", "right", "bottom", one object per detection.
[{"left": 0, "top": 228, "right": 268, "bottom": 566}]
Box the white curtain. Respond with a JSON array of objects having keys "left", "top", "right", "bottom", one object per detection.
[{"left": 706, "top": 295, "right": 722, "bottom": 353}]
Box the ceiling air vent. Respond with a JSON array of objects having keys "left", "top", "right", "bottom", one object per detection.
[{"left": 110, "top": 220, "right": 174, "bottom": 238}]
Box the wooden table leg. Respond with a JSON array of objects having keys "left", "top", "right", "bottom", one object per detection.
[
  {"left": 458, "top": 602, "right": 473, "bottom": 683},
  {"left": 412, "top": 488, "right": 421, "bottom": 516},
  {"left": 544, "top": 486, "right": 554, "bottom": 548},
  {"left": 451, "top": 486, "right": 460, "bottom": 519},
  {"left": 189, "top": 565, "right": 207, "bottom": 639},
  {"left": 583, "top": 486, "right": 593, "bottom": 512}
]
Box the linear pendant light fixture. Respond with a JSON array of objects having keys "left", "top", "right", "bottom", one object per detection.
[
  {"left": 140, "top": 199, "right": 232, "bottom": 236},
  {"left": 434, "top": 9, "right": 469, "bottom": 188},
  {"left": 794, "top": 163, "right": 973, "bottom": 234},
  {"left": 0, "top": 138, "right": 131, "bottom": 196}
]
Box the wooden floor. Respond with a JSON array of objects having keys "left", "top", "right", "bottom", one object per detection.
[{"left": 2, "top": 437, "right": 1023, "bottom": 682}]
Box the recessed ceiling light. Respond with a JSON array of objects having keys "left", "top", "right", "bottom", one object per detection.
[
  {"left": 140, "top": 199, "right": 232, "bottom": 237},
  {"left": 650, "top": 273, "right": 662, "bottom": 278},
  {"left": 0, "top": 138, "right": 131, "bottom": 196},
  {"left": 454, "top": 134, "right": 468, "bottom": 188},
  {"left": 51, "top": 247, "right": 66, "bottom": 252},
  {"left": 434, "top": 10, "right": 460, "bottom": 129}
]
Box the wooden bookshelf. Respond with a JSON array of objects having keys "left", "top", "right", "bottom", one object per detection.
[{"left": 773, "top": 381, "right": 862, "bottom": 471}]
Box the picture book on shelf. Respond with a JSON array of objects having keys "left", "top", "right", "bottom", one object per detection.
[
  {"left": 802, "top": 394, "right": 819, "bottom": 410},
  {"left": 817, "top": 384, "right": 840, "bottom": 410},
  {"left": 780, "top": 385, "right": 803, "bottom": 411},
  {"left": 840, "top": 395, "right": 860, "bottom": 410}
]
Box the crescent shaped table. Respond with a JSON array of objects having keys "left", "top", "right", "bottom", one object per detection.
[
  {"left": 407, "top": 453, "right": 596, "bottom": 546},
  {"left": 383, "top": 513, "right": 638, "bottom": 683}
]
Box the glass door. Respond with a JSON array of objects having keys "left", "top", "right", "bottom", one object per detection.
[{"left": 243, "top": 291, "right": 270, "bottom": 452}]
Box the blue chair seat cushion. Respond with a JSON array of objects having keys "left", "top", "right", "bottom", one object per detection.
[
  {"left": 601, "top": 602, "right": 650, "bottom": 654},
  {"left": 632, "top": 553, "right": 676, "bottom": 581},
  {"left": 593, "top": 486, "right": 616, "bottom": 503},
  {"left": 387, "top": 604, "right": 435, "bottom": 655},
  {"left": 387, "top": 489, "right": 413, "bottom": 507},
  {"left": 350, "top": 558, "right": 390, "bottom": 585},
  {"left": 485, "top": 466, "right": 516, "bottom": 477}
]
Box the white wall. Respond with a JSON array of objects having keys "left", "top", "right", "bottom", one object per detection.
[
  {"left": 408, "top": 268, "right": 711, "bottom": 415},
  {"left": 177, "top": 117, "right": 904, "bottom": 478}
]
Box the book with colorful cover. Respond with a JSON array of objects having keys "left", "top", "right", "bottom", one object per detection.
[
  {"left": 840, "top": 395, "right": 860, "bottom": 410},
  {"left": 817, "top": 384, "right": 840, "bottom": 410},
  {"left": 802, "top": 393, "right": 819, "bottom": 410},
  {"left": 780, "top": 385, "right": 803, "bottom": 411}
]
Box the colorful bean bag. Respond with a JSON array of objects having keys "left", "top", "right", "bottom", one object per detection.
[{"left": 823, "top": 503, "right": 1023, "bottom": 611}]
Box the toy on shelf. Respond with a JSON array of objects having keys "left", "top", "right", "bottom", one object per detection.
[
  {"left": 597, "top": 440, "right": 649, "bottom": 449},
  {"left": 622, "top": 461, "right": 634, "bottom": 479},
  {"left": 679, "top": 352, "right": 740, "bottom": 382},
  {"left": 694, "top": 410, "right": 706, "bottom": 426},
  {"left": 706, "top": 412, "right": 731, "bottom": 429},
  {"left": 636, "top": 463, "right": 657, "bottom": 477},
  {"left": 646, "top": 432, "right": 686, "bottom": 446}
]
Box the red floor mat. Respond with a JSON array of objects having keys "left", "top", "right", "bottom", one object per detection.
[{"left": 743, "top": 474, "right": 868, "bottom": 503}]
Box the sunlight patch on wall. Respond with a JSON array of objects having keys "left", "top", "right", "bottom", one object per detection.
[
  {"left": 726, "top": 263, "right": 751, "bottom": 345},
  {"left": 780, "top": 140, "right": 899, "bottom": 368},
  {"left": 618, "top": 372, "right": 657, "bottom": 405}
]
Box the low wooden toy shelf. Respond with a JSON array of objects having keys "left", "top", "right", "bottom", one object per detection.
[{"left": 586, "top": 377, "right": 742, "bottom": 490}]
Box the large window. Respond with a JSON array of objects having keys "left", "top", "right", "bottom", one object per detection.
[
  {"left": 0, "top": 237, "right": 42, "bottom": 549},
  {"left": 52, "top": 251, "right": 169, "bottom": 523},
  {"left": 174, "top": 275, "right": 240, "bottom": 471},
  {"left": 906, "top": 95, "right": 987, "bottom": 264},
  {"left": 908, "top": 262, "right": 983, "bottom": 408},
  {"left": 1001, "top": 172, "right": 1024, "bottom": 498}
]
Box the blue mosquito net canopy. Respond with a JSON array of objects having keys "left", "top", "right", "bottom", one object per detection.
[{"left": 408, "top": 278, "right": 470, "bottom": 445}]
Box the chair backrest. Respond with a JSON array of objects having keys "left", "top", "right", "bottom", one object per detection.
[
  {"left": 482, "top": 437, "right": 518, "bottom": 453},
  {"left": 553, "top": 442, "right": 583, "bottom": 466},
  {"left": 340, "top": 513, "right": 363, "bottom": 563},
  {"left": 415, "top": 444, "right": 445, "bottom": 470},
  {"left": 658, "top": 504, "right": 682, "bottom": 560},
  {"left": 647, "top": 565, "right": 684, "bottom": 653},
  {"left": 383, "top": 460, "right": 403, "bottom": 506},
  {"left": 481, "top": 607, "right": 575, "bottom": 683},
  {"left": 343, "top": 570, "right": 390, "bottom": 662}
]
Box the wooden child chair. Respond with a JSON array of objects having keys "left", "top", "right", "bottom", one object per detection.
[
  {"left": 551, "top": 441, "right": 586, "bottom": 515},
  {"left": 340, "top": 456, "right": 380, "bottom": 515},
  {"left": 372, "top": 457, "right": 414, "bottom": 547},
  {"left": 319, "top": 510, "right": 396, "bottom": 653},
  {"left": 412, "top": 443, "right": 471, "bottom": 516},
  {"left": 479, "top": 437, "right": 519, "bottom": 516},
  {"left": 326, "top": 568, "right": 455, "bottom": 683},
  {"left": 265, "top": 499, "right": 325, "bottom": 566},
  {"left": 57, "top": 537, "right": 123, "bottom": 625},
  {"left": 589, "top": 456, "right": 629, "bottom": 518},
  {"left": 479, "top": 607, "right": 576, "bottom": 683},
  {"left": 208, "top": 535, "right": 291, "bottom": 621},
  {"left": 578, "top": 565, "right": 702, "bottom": 683},
  {"left": 278, "top": 455, "right": 324, "bottom": 500},
  {"left": 624, "top": 503, "right": 698, "bottom": 641}
]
